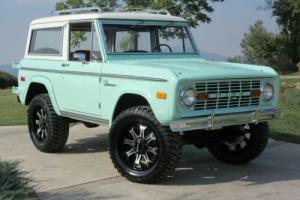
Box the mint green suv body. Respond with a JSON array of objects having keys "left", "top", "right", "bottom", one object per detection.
[{"left": 13, "top": 8, "right": 281, "bottom": 183}]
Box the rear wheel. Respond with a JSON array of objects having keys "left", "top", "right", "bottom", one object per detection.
[
  {"left": 28, "top": 94, "right": 69, "bottom": 153},
  {"left": 207, "top": 123, "right": 269, "bottom": 165},
  {"left": 109, "top": 106, "right": 181, "bottom": 183}
]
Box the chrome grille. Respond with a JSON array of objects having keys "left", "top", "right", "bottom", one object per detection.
[{"left": 195, "top": 80, "right": 261, "bottom": 110}]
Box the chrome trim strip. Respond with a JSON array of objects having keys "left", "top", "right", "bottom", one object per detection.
[
  {"left": 21, "top": 67, "right": 167, "bottom": 82},
  {"left": 170, "top": 109, "right": 281, "bottom": 132},
  {"left": 21, "top": 67, "right": 100, "bottom": 77},
  {"left": 61, "top": 111, "right": 109, "bottom": 125},
  {"left": 100, "top": 73, "right": 168, "bottom": 82}
]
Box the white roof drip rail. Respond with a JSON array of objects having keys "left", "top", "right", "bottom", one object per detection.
[{"left": 52, "top": 7, "right": 104, "bottom": 16}]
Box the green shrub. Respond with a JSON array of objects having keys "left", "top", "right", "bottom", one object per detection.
[
  {"left": 0, "top": 71, "right": 17, "bottom": 89},
  {"left": 283, "top": 88, "right": 300, "bottom": 106},
  {"left": 281, "top": 80, "right": 300, "bottom": 106},
  {"left": 0, "top": 160, "right": 36, "bottom": 200}
]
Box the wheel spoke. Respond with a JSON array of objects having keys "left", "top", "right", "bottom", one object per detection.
[
  {"left": 134, "top": 154, "right": 142, "bottom": 169},
  {"left": 43, "top": 129, "right": 48, "bottom": 138},
  {"left": 37, "top": 127, "right": 42, "bottom": 134},
  {"left": 228, "top": 145, "right": 236, "bottom": 151},
  {"left": 129, "top": 128, "right": 139, "bottom": 140},
  {"left": 148, "top": 146, "right": 158, "bottom": 156},
  {"left": 41, "top": 130, "right": 46, "bottom": 139},
  {"left": 124, "top": 138, "right": 135, "bottom": 146},
  {"left": 139, "top": 125, "right": 147, "bottom": 139},
  {"left": 146, "top": 132, "right": 156, "bottom": 144},
  {"left": 41, "top": 109, "right": 45, "bottom": 119},
  {"left": 37, "top": 111, "right": 42, "bottom": 119},
  {"left": 240, "top": 141, "right": 247, "bottom": 149},
  {"left": 126, "top": 148, "right": 136, "bottom": 158},
  {"left": 141, "top": 154, "right": 152, "bottom": 167},
  {"left": 245, "top": 133, "right": 251, "bottom": 140},
  {"left": 35, "top": 120, "right": 40, "bottom": 125}
]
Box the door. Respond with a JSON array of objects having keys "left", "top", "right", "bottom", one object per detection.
[{"left": 57, "top": 21, "right": 103, "bottom": 118}]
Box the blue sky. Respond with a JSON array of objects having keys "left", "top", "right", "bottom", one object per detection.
[{"left": 0, "top": 0, "right": 277, "bottom": 64}]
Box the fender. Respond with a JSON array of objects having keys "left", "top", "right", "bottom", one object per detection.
[
  {"left": 25, "top": 76, "right": 61, "bottom": 115},
  {"left": 109, "top": 89, "right": 170, "bottom": 126}
]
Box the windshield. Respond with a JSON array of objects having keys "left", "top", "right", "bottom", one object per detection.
[{"left": 103, "top": 24, "right": 197, "bottom": 54}]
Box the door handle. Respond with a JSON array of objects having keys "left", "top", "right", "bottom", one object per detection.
[
  {"left": 61, "top": 63, "right": 70, "bottom": 67},
  {"left": 103, "top": 80, "right": 116, "bottom": 87}
]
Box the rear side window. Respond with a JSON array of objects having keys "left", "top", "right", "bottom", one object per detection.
[{"left": 29, "top": 27, "right": 63, "bottom": 55}]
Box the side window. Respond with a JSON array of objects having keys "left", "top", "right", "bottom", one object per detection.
[
  {"left": 69, "top": 22, "right": 102, "bottom": 62},
  {"left": 29, "top": 27, "right": 63, "bottom": 55}
]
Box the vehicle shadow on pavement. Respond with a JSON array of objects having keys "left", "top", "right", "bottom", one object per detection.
[
  {"left": 164, "top": 144, "right": 300, "bottom": 186},
  {"left": 63, "top": 133, "right": 109, "bottom": 154},
  {"left": 58, "top": 132, "right": 300, "bottom": 187}
]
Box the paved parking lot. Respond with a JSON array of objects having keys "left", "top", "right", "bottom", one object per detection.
[{"left": 0, "top": 125, "right": 300, "bottom": 200}]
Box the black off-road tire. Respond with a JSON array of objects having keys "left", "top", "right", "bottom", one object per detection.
[
  {"left": 28, "top": 94, "right": 69, "bottom": 153},
  {"left": 109, "top": 106, "right": 182, "bottom": 183},
  {"left": 207, "top": 123, "right": 269, "bottom": 165}
]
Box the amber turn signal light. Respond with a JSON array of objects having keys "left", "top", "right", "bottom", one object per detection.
[
  {"left": 251, "top": 89, "right": 261, "bottom": 97},
  {"left": 197, "top": 93, "right": 209, "bottom": 101},
  {"left": 156, "top": 92, "right": 167, "bottom": 99},
  {"left": 20, "top": 76, "right": 26, "bottom": 82}
]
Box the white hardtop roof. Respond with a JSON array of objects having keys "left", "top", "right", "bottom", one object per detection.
[{"left": 31, "top": 12, "right": 186, "bottom": 25}]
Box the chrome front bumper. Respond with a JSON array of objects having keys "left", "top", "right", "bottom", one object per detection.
[{"left": 170, "top": 109, "right": 282, "bottom": 132}]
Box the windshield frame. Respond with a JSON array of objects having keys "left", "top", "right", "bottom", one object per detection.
[{"left": 98, "top": 19, "right": 201, "bottom": 59}]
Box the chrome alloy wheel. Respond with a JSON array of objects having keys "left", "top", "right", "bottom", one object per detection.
[
  {"left": 118, "top": 123, "right": 159, "bottom": 171},
  {"left": 223, "top": 125, "right": 251, "bottom": 151},
  {"left": 33, "top": 107, "right": 48, "bottom": 142}
]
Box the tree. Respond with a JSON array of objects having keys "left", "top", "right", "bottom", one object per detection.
[
  {"left": 241, "top": 21, "right": 277, "bottom": 66},
  {"left": 240, "top": 21, "right": 294, "bottom": 72},
  {"left": 55, "top": 0, "right": 224, "bottom": 28},
  {"left": 265, "top": 0, "right": 300, "bottom": 70}
]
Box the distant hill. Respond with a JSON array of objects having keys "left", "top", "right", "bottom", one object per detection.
[
  {"left": 200, "top": 51, "right": 228, "bottom": 62},
  {"left": 0, "top": 71, "right": 17, "bottom": 89},
  {"left": 0, "top": 64, "right": 18, "bottom": 77}
]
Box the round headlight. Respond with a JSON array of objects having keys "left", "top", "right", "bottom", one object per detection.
[
  {"left": 262, "top": 84, "right": 274, "bottom": 101},
  {"left": 180, "top": 89, "right": 196, "bottom": 107}
]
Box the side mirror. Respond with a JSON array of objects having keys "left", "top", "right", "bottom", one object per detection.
[{"left": 73, "top": 52, "right": 87, "bottom": 62}]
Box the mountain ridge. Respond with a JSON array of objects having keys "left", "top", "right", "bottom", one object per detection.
[{"left": 0, "top": 64, "right": 18, "bottom": 77}]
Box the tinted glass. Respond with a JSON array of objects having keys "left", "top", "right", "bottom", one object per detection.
[{"left": 29, "top": 28, "right": 63, "bottom": 55}]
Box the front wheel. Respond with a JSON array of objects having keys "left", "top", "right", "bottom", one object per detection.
[
  {"left": 207, "top": 123, "right": 269, "bottom": 165},
  {"left": 109, "top": 106, "right": 181, "bottom": 183}
]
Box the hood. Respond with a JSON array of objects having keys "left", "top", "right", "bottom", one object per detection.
[{"left": 108, "top": 58, "right": 278, "bottom": 81}]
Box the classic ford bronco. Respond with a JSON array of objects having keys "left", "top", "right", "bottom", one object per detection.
[{"left": 13, "top": 7, "right": 281, "bottom": 183}]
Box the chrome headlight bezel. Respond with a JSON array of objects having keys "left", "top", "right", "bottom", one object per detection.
[
  {"left": 261, "top": 84, "right": 274, "bottom": 101},
  {"left": 180, "top": 88, "right": 196, "bottom": 107}
]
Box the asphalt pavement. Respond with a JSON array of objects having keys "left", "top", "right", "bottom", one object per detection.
[{"left": 0, "top": 125, "right": 299, "bottom": 200}]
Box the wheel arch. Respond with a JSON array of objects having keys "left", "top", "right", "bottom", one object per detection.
[
  {"left": 112, "top": 93, "right": 150, "bottom": 121},
  {"left": 25, "top": 77, "right": 61, "bottom": 115}
]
